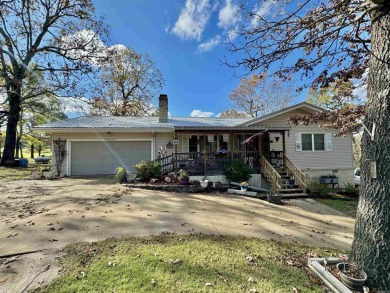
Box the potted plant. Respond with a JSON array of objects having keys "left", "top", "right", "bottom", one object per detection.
[
  {"left": 115, "top": 167, "right": 128, "bottom": 184},
  {"left": 288, "top": 179, "right": 295, "bottom": 188},
  {"left": 240, "top": 181, "right": 249, "bottom": 191},
  {"left": 337, "top": 255, "right": 367, "bottom": 291},
  {"left": 267, "top": 193, "right": 282, "bottom": 204},
  {"left": 200, "top": 177, "right": 209, "bottom": 188},
  {"left": 178, "top": 169, "right": 189, "bottom": 185}
]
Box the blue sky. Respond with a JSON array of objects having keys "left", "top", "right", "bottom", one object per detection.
[{"left": 92, "top": 0, "right": 299, "bottom": 117}]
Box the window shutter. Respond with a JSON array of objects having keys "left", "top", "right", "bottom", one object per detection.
[
  {"left": 325, "top": 133, "right": 332, "bottom": 151},
  {"left": 295, "top": 133, "right": 302, "bottom": 152}
]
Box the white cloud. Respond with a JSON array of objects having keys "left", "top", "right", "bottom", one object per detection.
[
  {"left": 251, "top": 1, "right": 276, "bottom": 27},
  {"left": 353, "top": 70, "right": 368, "bottom": 103},
  {"left": 197, "top": 35, "right": 221, "bottom": 53},
  {"left": 218, "top": 0, "right": 239, "bottom": 30},
  {"left": 190, "top": 109, "right": 215, "bottom": 117},
  {"left": 172, "top": 0, "right": 213, "bottom": 41}
]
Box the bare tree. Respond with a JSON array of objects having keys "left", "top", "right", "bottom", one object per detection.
[
  {"left": 0, "top": 0, "right": 108, "bottom": 165},
  {"left": 89, "top": 46, "right": 164, "bottom": 116},
  {"left": 218, "top": 109, "right": 249, "bottom": 118},
  {"left": 228, "top": 73, "right": 294, "bottom": 118},
  {"left": 226, "top": 0, "right": 389, "bottom": 288}
]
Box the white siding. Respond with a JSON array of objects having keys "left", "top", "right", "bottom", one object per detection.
[{"left": 252, "top": 109, "right": 354, "bottom": 170}]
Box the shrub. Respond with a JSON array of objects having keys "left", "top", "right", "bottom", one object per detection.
[
  {"left": 115, "top": 167, "right": 128, "bottom": 184},
  {"left": 307, "top": 182, "right": 334, "bottom": 197},
  {"left": 223, "top": 160, "right": 252, "bottom": 183},
  {"left": 135, "top": 160, "right": 161, "bottom": 181},
  {"left": 343, "top": 183, "right": 359, "bottom": 197}
]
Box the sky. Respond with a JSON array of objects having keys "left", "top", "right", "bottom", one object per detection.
[{"left": 91, "top": 0, "right": 289, "bottom": 118}]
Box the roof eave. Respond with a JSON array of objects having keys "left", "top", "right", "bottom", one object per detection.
[
  {"left": 33, "top": 127, "right": 174, "bottom": 133},
  {"left": 238, "top": 102, "right": 324, "bottom": 127}
]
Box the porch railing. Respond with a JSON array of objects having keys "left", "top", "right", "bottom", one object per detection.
[
  {"left": 260, "top": 154, "right": 281, "bottom": 193},
  {"left": 158, "top": 151, "right": 258, "bottom": 176},
  {"left": 284, "top": 156, "right": 307, "bottom": 193}
]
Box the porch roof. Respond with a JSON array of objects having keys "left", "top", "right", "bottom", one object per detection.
[{"left": 173, "top": 126, "right": 290, "bottom": 132}]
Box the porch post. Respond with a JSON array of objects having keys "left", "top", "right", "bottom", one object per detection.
[
  {"left": 282, "top": 131, "right": 286, "bottom": 168},
  {"left": 174, "top": 131, "right": 178, "bottom": 174}
]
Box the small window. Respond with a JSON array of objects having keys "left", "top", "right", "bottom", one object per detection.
[
  {"left": 314, "top": 134, "right": 325, "bottom": 151},
  {"left": 302, "top": 134, "right": 312, "bottom": 151}
]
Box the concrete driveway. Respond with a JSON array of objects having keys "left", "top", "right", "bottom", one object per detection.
[
  {"left": 0, "top": 177, "right": 355, "bottom": 256},
  {"left": 0, "top": 177, "right": 355, "bottom": 292}
]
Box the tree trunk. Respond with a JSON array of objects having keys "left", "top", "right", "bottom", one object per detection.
[
  {"left": 350, "top": 8, "right": 390, "bottom": 290},
  {"left": 1, "top": 92, "right": 21, "bottom": 165},
  {"left": 15, "top": 136, "right": 20, "bottom": 158},
  {"left": 31, "top": 144, "right": 34, "bottom": 159}
]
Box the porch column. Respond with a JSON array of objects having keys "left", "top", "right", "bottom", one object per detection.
[
  {"left": 282, "top": 131, "right": 286, "bottom": 168},
  {"left": 174, "top": 131, "right": 177, "bottom": 174}
]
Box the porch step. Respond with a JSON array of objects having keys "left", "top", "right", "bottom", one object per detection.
[
  {"left": 280, "top": 193, "right": 308, "bottom": 198},
  {"left": 278, "top": 188, "right": 303, "bottom": 193}
]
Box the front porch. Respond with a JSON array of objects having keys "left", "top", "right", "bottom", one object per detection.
[{"left": 157, "top": 129, "right": 307, "bottom": 195}]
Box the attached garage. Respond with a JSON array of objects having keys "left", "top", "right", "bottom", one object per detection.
[{"left": 69, "top": 140, "right": 152, "bottom": 176}]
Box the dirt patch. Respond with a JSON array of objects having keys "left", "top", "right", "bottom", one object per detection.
[{"left": 0, "top": 250, "right": 63, "bottom": 293}]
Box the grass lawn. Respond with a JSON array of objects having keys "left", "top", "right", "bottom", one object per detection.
[
  {"left": 315, "top": 194, "right": 358, "bottom": 218},
  {"left": 34, "top": 235, "right": 342, "bottom": 293},
  {"left": 0, "top": 158, "right": 50, "bottom": 180}
]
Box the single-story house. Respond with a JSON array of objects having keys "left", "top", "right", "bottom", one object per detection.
[{"left": 34, "top": 94, "right": 355, "bottom": 194}]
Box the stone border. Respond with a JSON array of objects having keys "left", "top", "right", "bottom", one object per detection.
[
  {"left": 308, "top": 258, "right": 352, "bottom": 293},
  {"left": 127, "top": 183, "right": 229, "bottom": 194}
]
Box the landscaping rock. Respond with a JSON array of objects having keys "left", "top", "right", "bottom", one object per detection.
[
  {"left": 164, "top": 177, "right": 172, "bottom": 183},
  {"left": 150, "top": 178, "right": 159, "bottom": 184}
]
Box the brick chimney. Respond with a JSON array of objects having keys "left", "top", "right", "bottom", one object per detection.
[{"left": 159, "top": 94, "right": 168, "bottom": 123}]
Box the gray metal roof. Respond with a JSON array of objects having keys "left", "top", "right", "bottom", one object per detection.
[
  {"left": 34, "top": 116, "right": 251, "bottom": 130},
  {"left": 34, "top": 102, "right": 319, "bottom": 131},
  {"left": 35, "top": 116, "right": 172, "bottom": 129},
  {"left": 169, "top": 117, "right": 251, "bottom": 127}
]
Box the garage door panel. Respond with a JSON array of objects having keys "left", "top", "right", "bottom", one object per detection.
[{"left": 71, "top": 141, "right": 151, "bottom": 176}]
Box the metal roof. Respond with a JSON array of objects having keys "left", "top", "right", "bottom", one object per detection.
[
  {"left": 34, "top": 102, "right": 319, "bottom": 131},
  {"left": 35, "top": 116, "right": 172, "bottom": 129},
  {"left": 34, "top": 116, "right": 251, "bottom": 130}
]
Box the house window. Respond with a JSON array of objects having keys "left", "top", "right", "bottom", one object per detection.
[
  {"left": 302, "top": 134, "right": 312, "bottom": 151},
  {"left": 302, "top": 134, "right": 325, "bottom": 151}
]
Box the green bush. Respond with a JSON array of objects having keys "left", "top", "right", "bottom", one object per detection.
[
  {"left": 343, "top": 183, "right": 359, "bottom": 197},
  {"left": 307, "top": 182, "right": 336, "bottom": 197},
  {"left": 115, "top": 167, "right": 128, "bottom": 184},
  {"left": 135, "top": 160, "right": 161, "bottom": 181},
  {"left": 223, "top": 160, "right": 252, "bottom": 183}
]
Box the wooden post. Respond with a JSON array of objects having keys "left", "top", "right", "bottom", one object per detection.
[
  {"left": 203, "top": 149, "right": 207, "bottom": 179},
  {"left": 31, "top": 144, "right": 34, "bottom": 158},
  {"left": 174, "top": 132, "right": 177, "bottom": 175},
  {"left": 282, "top": 131, "right": 286, "bottom": 168}
]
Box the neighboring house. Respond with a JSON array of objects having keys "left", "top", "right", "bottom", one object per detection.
[{"left": 34, "top": 94, "right": 354, "bottom": 194}]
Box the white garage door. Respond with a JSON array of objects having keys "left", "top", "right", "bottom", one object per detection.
[{"left": 70, "top": 141, "right": 152, "bottom": 176}]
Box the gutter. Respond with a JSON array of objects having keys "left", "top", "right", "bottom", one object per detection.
[{"left": 32, "top": 127, "right": 173, "bottom": 133}]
